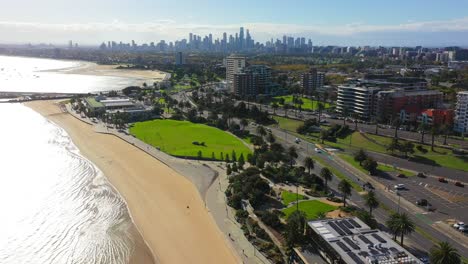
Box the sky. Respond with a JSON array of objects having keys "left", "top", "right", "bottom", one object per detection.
[{"left": 1, "top": 0, "right": 468, "bottom": 46}]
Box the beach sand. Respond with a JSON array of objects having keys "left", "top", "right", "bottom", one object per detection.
[
  {"left": 56, "top": 62, "right": 169, "bottom": 82},
  {"left": 26, "top": 100, "right": 239, "bottom": 264}
]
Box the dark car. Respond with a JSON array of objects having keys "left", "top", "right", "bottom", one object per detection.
[
  {"left": 417, "top": 172, "right": 426, "bottom": 178},
  {"left": 416, "top": 199, "right": 428, "bottom": 206},
  {"left": 397, "top": 174, "right": 406, "bottom": 178},
  {"left": 455, "top": 182, "right": 465, "bottom": 187},
  {"left": 364, "top": 182, "right": 374, "bottom": 190},
  {"left": 438, "top": 177, "right": 447, "bottom": 183}
]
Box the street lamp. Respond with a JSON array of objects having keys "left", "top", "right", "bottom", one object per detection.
[{"left": 396, "top": 191, "right": 401, "bottom": 213}]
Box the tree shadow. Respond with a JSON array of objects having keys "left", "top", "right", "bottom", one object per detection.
[{"left": 409, "top": 155, "right": 439, "bottom": 167}]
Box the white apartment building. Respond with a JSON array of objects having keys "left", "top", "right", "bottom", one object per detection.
[
  {"left": 226, "top": 55, "right": 246, "bottom": 93},
  {"left": 336, "top": 85, "right": 380, "bottom": 120},
  {"left": 454, "top": 91, "right": 468, "bottom": 134}
]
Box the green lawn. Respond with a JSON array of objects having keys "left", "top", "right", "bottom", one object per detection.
[
  {"left": 129, "top": 119, "right": 251, "bottom": 160},
  {"left": 273, "top": 116, "right": 303, "bottom": 132},
  {"left": 281, "top": 190, "right": 306, "bottom": 206},
  {"left": 338, "top": 154, "right": 415, "bottom": 177},
  {"left": 320, "top": 132, "right": 468, "bottom": 172},
  {"left": 282, "top": 200, "right": 337, "bottom": 220},
  {"left": 273, "top": 95, "right": 331, "bottom": 111}
]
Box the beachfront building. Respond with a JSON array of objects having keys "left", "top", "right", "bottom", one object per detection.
[
  {"left": 83, "top": 96, "right": 153, "bottom": 121},
  {"left": 292, "top": 217, "right": 421, "bottom": 264}
]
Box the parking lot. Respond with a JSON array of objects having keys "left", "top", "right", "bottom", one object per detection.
[{"left": 374, "top": 171, "right": 468, "bottom": 223}]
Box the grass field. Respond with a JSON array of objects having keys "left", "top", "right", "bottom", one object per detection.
[
  {"left": 339, "top": 154, "right": 415, "bottom": 177},
  {"left": 273, "top": 116, "right": 303, "bottom": 132},
  {"left": 273, "top": 95, "right": 331, "bottom": 111},
  {"left": 282, "top": 200, "right": 337, "bottom": 220},
  {"left": 129, "top": 119, "right": 251, "bottom": 160},
  {"left": 281, "top": 190, "right": 306, "bottom": 206},
  {"left": 313, "top": 155, "right": 363, "bottom": 192},
  {"left": 320, "top": 132, "right": 468, "bottom": 172}
]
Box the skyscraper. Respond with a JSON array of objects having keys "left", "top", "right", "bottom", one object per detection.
[
  {"left": 226, "top": 55, "right": 246, "bottom": 93},
  {"left": 239, "top": 27, "right": 244, "bottom": 50},
  {"left": 175, "top": 52, "right": 185, "bottom": 65}
]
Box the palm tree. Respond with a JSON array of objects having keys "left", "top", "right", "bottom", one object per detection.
[
  {"left": 320, "top": 167, "right": 333, "bottom": 191},
  {"left": 430, "top": 241, "right": 461, "bottom": 264},
  {"left": 440, "top": 124, "right": 450, "bottom": 145},
  {"left": 386, "top": 213, "right": 415, "bottom": 246},
  {"left": 317, "top": 102, "right": 324, "bottom": 124},
  {"left": 392, "top": 118, "right": 401, "bottom": 140},
  {"left": 338, "top": 179, "right": 352, "bottom": 207},
  {"left": 272, "top": 102, "right": 279, "bottom": 115},
  {"left": 431, "top": 125, "right": 439, "bottom": 151},
  {"left": 288, "top": 146, "right": 298, "bottom": 167},
  {"left": 304, "top": 157, "right": 314, "bottom": 175},
  {"left": 364, "top": 190, "right": 379, "bottom": 217},
  {"left": 256, "top": 125, "right": 267, "bottom": 138},
  {"left": 315, "top": 211, "right": 327, "bottom": 220},
  {"left": 418, "top": 123, "right": 427, "bottom": 143},
  {"left": 342, "top": 106, "right": 349, "bottom": 126}
]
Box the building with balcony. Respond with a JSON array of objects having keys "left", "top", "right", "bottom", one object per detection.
[
  {"left": 336, "top": 85, "right": 379, "bottom": 120},
  {"left": 454, "top": 91, "right": 468, "bottom": 133},
  {"left": 226, "top": 55, "right": 246, "bottom": 92},
  {"left": 301, "top": 68, "right": 325, "bottom": 95}
]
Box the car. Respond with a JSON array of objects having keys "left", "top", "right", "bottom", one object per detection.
[
  {"left": 438, "top": 177, "right": 448, "bottom": 183},
  {"left": 394, "top": 184, "right": 405, "bottom": 190},
  {"left": 295, "top": 138, "right": 301, "bottom": 144},
  {"left": 455, "top": 181, "right": 465, "bottom": 187},
  {"left": 314, "top": 148, "right": 322, "bottom": 153},
  {"left": 459, "top": 226, "right": 467, "bottom": 232},
  {"left": 419, "top": 257, "right": 429, "bottom": 264},
  {"left": 453, "top": 222, "right": 465, "bottom": 229},
  {"left": 364, "top": 182, "right": 374, "bottom": 190},
  {"left": 417, "top": 172, "right": 426, "bottom": 178},
  {"left": 397, "top": 173, "right": 406, "bottom": 178},
  {"left": 416, "top": 199, "right": 428, "bottom": 206}
]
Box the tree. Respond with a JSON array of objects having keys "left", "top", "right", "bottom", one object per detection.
[
  {"left": 418, "top": 123, "right": 427, "bottom": 143},
  {"left": 197, "top": 150, "right": 203, "bottom": 160},
  {"left": 387, "top": 138, "right": 400, "bottom": 155},
  {"left": 240, "top": 118, "right": 248, "bottom": 131},
  {"left": 400, "top": 141, "right": 415, "bottom": 158},
  {"left": 285, "top": 210, "right": 307, "bottom": 247},
  {"left": 392, "top": 118, "right": 401, "bottom": 139},
  {"left": 338, "top": 179, "right": 352, "bottom": 207},
  {"left": 319, "top": 129, "right": 328, "bottom": 144},
  {"left": 320, "top": 167, "right": 333, "bottom": 190},
  {"left": 211, "top": 152, "right": 216, "bottom": 160},
  {"left": 354, "top": 149, "right": 368, "bottom": 166},
  {"left": 362, "top": 158, "right": 378, "bottom": 175},
  {"left": 431, "top": 125, "right": 439, "bottom": 151},
  {"left": 288, "top": 146, "right": 298, "bottom": 167},
  {"left": 440, "top": 124, "right": 451, "bottom": 145},
  {"left": 232, "top": 162, "right": 238, "bottom": 172},
  {"left": 364, "top": 190, "right": 379, "bottom": 217},
  {"left": 225, "top": 154, "right": 230, "bottom": 163},
  {"left": 304, "top": 157, "right": 314, "bottom": 175},
  {"left": 226, "top": 164, "right": 232, "bottom": 175},
  {"left": 283, "top": 103, "right": 289, "bottom": 117},
  {"left": 386, "top": 213, "right": 415, "bottom": 246},
  {"left": 272, "top": 102, "right": 279, "bottom": 114},
  {"left": 238, "top": 153, "right": 245, "bottom": 168},
  {"left": 266, "top": 132, "right": 276, "bottom": 143},
  {"left": 256, "top": 125, "right": 267, "bottom": 138},
  {"left": 317, "top": 102, "right": 324, "bottom": 124},
  {"left": 430, "top": 241, "right": 461, "bottom": 264},
  {"left": 315, "top": 211, "right": 327, "bottom": 220}
]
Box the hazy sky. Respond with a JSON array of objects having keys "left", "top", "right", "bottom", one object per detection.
[{"left": 2, "top": 0, "right": 468, "bottom": 46}]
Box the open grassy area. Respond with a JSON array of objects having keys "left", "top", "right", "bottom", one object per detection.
[
  {"left": 282, "top": 200, "right": 337, "bottom": 220},
  {"left": 320, "top": 132, "right": 468, "bottom": 172},
  {"left": 281, "top": 190, "right": 306, "bottom": 206},
  {"left": 129, "top": 119, "right": 251, "bottom": 160},
  {"left": 273, "top": 116, "right": 303, "bottom": 132},
  {"left": 338, "top": 154, "right": 415, "bottom": 177},
  {"left": 313, "top": 155, "right": 363, "bottom": 192},
  {"left": 273, "top": 95, "right": 331, "bottom": 111}
]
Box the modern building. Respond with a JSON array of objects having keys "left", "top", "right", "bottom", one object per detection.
[
  {"left": 302, "top": 68, "right": 325, "bottom": 95},
  {"left": 83, "top": 96, "right": 153, "bottom": 120},
  {"left": 226, "top": 55, "right": 246, "bottom": 92},
  {"left": 454, "top": 91, "right": 468, "bottom": 134},
  {"left": 417, "top": 109, "right": 454, "bottom": 126},
  {"left": 232, "top": 65, "right": 274, "bottom": 97},
  {"left": 175, "top": 52, "right": 185, "bottom": 65},
  {"left": 304, "top": 217, "right": 421, "bottom": 264},
  {"left": 336, "top": 85, "right": 380, "bottom": 120}
]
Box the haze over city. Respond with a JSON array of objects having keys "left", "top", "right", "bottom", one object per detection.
[{"left": 2, "top": 0, "right": 468, "bottom": 46}]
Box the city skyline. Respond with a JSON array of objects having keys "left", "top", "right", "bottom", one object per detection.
[{"left": 2, "top": 0, "right": 468, "bottom": 46}]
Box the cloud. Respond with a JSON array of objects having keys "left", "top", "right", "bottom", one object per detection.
[{"left": 0, "top": 17, "right": 468, "bottom": 46}]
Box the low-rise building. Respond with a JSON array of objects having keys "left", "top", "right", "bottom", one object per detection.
[
  {"left": 83, "top": 96, "right": 153, "bottom": 120},
  {"left": 302, "top": 217, "right": 421, "bottom": 264}
]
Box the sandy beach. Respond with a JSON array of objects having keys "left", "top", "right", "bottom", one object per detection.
[
  {"left": 55, "top": 62, "right": 170, "bottom": 82},
  {"left": 26, "top": 100, "right": 239, "bottom": 264}
]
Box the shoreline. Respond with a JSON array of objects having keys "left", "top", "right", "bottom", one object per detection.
[{"left": 26, "top": 100, "right": 239, "bottom": 264}]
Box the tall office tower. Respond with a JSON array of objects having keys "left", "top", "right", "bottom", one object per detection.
[
  {"left": 235, "top": 33, "right": 239, "bottom": 50},
  {"left": 239, "top": 27, "right": 245, "bottom": 50},
  {"left": 301, "top": 68, "right": 325, "bottom": 95},
  {"left": 300, "top": 37, "right": 306, "bottom": 47},
  {"left": 454, "top": 91, "right": 468, "bottom": 134},
  {"left": 283, "top": 35, "right": 287, "bottom": 45},
  {"left": 175, "top": 52, "right": 185, "bottom": 65},
  {"left": 68, "top": 40, "right": 73, "bottom": 49},
  {"left": 226, "top": 55, "right": 246, "bottom": 93},
  {"left": 246, "top": 29, "right": 251, "bottom": 49},
  {"left": 189, "top": 33, "right": 193, "bottom": 44},
  {"left": 222, "top": 32, "right": 227, "bottom": 52}
]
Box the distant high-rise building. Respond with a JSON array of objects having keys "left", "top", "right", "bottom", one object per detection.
[
  {"left": 68, "top": 40, "right": 73, "bottom": 49},
  {"left": 454, "top": 91, "right": 468, "bottom": 134},
  {"left": 239, "top": 27, "right": 244, "bottom": 49},
  {"left": 226, "top": 55, "right": 246, "bottom": 93},
  {"left": 175, "top": 52, "right": 185, "bottom": 65},
  {"left": 301, "top": 68, "right": 325, "bottom": 95}
]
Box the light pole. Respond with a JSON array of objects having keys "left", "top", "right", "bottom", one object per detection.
[{"left": 396, "top": 191, "right": 401, "bottom": 213}]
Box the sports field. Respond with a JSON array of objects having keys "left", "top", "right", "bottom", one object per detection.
[{"left": 130, "top": 119, "right": 251, "bottom": 160}]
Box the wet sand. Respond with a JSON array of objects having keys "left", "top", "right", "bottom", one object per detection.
[{"left": 26, "top": 100, "right": 239, "bottom": 264}]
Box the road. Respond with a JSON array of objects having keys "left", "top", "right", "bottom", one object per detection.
[{"left": 248, "top": 124, "right": 468, "bottom": 259}]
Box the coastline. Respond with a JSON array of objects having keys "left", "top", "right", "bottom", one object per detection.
[{"left": 25, "top": 100, "right": 239, "bottom": 264}]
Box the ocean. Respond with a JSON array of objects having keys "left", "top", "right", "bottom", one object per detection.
[{"left": 0, "top": 56, "right": 140, "bottom": 263}]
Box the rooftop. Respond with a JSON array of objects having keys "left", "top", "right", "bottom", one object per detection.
[
  {"left": 308, "top": 218, "right": 421, "bottom": 264},
  {"left": 84, "top": 97, "right": 104, "bottom": 108}
]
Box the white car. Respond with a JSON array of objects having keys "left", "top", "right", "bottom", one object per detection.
[
  {"left": 314, "top": 148, "right": 322, "bottom": 153},
  {"left": 394, "top": 184, "right": 405, "bottom": 190},
  {"left": 453, "top": 222, "right": 465, "bottom": 229},
  {"left": 295, "top": 138, "right": 301, "bottom": 144}
]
